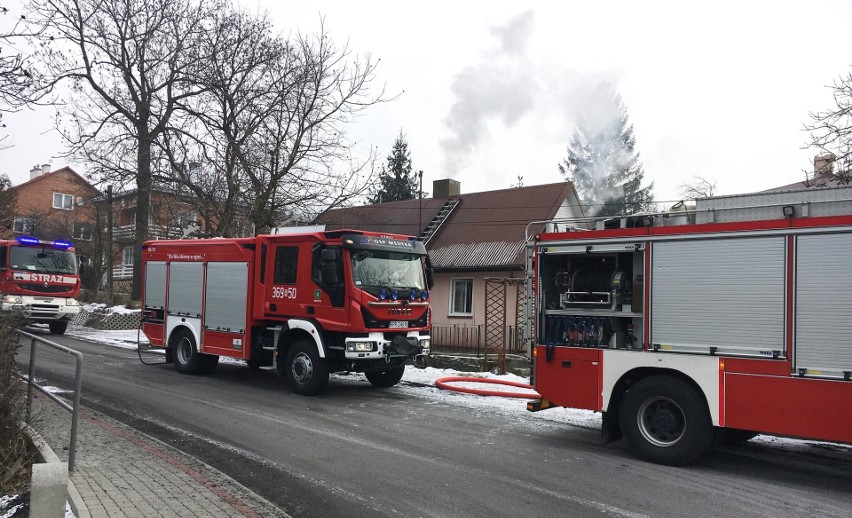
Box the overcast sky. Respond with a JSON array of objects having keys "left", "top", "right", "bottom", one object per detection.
[{"left": 3, "top": 0, "right": 851, "bottom": 207}]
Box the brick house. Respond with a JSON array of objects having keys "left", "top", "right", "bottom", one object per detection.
[
  {"left": 315, "top": 179, "right": 584, "bottom": 354},
  {"left": 2, "top": 165, "right": 102, "bottom": 243}
]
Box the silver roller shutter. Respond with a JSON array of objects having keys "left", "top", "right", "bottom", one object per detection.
[
  {"left": 795, "top": 233, "right": 852, "bottom": 378},
  {"left": 144, "top": 261, "right": 166, "bottom": 309},
  {"left": 167, "top": 262, "right": 203, "bottom": 317},
  {"left": 651, "top": 236, "right": 786, "bottom": 356},
  {"left": 204, "top": 262, "right": 248, "bottom": 333}
]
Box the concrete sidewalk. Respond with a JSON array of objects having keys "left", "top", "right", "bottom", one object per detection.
[{"left": 31, "top": 395, "right": 288, "bottom": 517}]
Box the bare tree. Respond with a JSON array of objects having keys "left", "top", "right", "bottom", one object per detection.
[
  {"left": 0, "top": 4, "right": 43, "bottom": 151},
  {"left": 167, "top": 16, "right": 385, "bottom": 234},
  {"left": 678, "top": 175, "right": 717, "bottom": 200},
  {"left": 25, "top": 0, "right": 223, "bottom": 300},
  {"left": 805, "top": 69, "right": 852, "bottom": 185}
]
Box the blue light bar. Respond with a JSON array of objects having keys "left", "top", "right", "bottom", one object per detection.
[
  {"left": 421, "top": 290, "right": 429, "bottom": 301},
  {"left": 52, "top": 240, "right": 73, "bottom": 250},
  {"left": 16, "top": 235, "right": 41, "bottom": 246},
  {"left": 391, "top": 289, "right": 399, "bottom": 301}
]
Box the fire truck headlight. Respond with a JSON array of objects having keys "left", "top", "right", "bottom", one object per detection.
[
  {"left": 2, "top": 295, "right": 22, "bottom": 304},
  {"left": 346, "top": 342, "right": 377, "bottom": 352},
  {"left": 419, "top": 338, "right": 430, "bottom": 349},
  {"left": 66, "top": 298, "right": 80, "bottom": 306}
]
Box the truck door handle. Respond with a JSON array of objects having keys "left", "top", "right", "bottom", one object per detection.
[
  {"left": 269, "top": 304, "right": 277, "bottom": 312},
  {"left": 562, "top": 361, "right": 572, "bottom": 368},
  {"left": 307, "top": 306, "right": 315, "bottom": 315}
]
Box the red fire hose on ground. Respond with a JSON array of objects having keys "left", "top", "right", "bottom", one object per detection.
[{"left": 435, "top": 376, "right": 541, "bottom": 399}]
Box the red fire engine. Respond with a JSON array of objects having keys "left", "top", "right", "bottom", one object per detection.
[
  {"left": 141, "top": 228, "right": 433, "bottom": 396},
  {"left": 0, "top": 235, "right": 81, "bottom": 334},
  {"left": 526, "top": 189, "right": 852, "bottom": 465}
]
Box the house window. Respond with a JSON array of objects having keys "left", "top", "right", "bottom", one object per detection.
[
  {"left": 53, "top": 193, "right": 74, "bottom": 210},
  {"left": 12, "top": 217, "right": 32, "bottom": 234},
  {"left": 73, "top": 223, "right": 93, "bottom": 241},
  {"left": 122, "top": 246, "right": 134, "bottom": 266},
  {"left": 273, "top": 246, "right": 299, "bottom": 284},
  {"left": 450, "top": 278, "right": 474, "bottom": 316}
]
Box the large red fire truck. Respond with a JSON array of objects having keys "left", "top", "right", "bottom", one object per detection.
[
  {"left": 0, "top": 235, "right": 81, "bottom": 334},
  {"left": 141, "top": 228, "right": 433, "bottom": 396},
  {"left": 526, "top": 188, "right": 852, "bottom": 465}
]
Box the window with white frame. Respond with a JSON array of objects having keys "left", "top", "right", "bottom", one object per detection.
[
  {"left": 449, "top": 278, "right": 474, "bottom": 316},
  {"left": 12, "top": 217, "right": 32, "bottom": 234},
  {"left": 53, "top": 193, "right": 74, "bottom": 210},
  {"left": 122, "top": 246, "right": 134, "bottom": 266},
  {"left": 73, "top": 223, "right": 93, "bottom": 241}
]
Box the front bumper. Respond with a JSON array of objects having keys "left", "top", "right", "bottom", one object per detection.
[
  {"left": 345, "top": 332, "right": 431, "bottom": 360},
  {"left": 1, "top": 296, "right": 80, "bottom": 322}
]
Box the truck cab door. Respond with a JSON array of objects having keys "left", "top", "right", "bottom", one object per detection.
[{"left": 263, "top": 244, "right": 303, "bottom": 318}]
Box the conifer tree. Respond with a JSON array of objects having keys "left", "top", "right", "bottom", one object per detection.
[
  {"left": 559, "top": 84, "right": 654, "bottom": 217},
  {"left": 371, "top": 131, "right": 419, "bottom": 203}
]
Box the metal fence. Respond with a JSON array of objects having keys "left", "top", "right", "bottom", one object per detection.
[
  {"left": 430, "top": 324, "right": 526, "bottom": 356},
  {"left": 14, "top": 330, "right": 83, "bottom": 472}
]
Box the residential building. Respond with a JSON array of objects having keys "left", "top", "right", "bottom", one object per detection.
[
  {"left": 315, "top": 179, "right": 584, "bottom": 353},
  {"left": 2, "top": 165, "right": 102, "bottom": 243}
]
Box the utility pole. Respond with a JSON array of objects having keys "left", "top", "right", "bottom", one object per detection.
[
  {"left": 418, "top": 170, "right": 423, "bottom": 235},
  {"left": 106, "top": 185, "right": 114, "bottom": 304}
]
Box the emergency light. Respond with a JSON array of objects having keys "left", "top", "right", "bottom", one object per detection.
[
  {"left": 15, "top": 235, "right": 74, "bottom": 249},
  {"left": 16, "top": 235, "right": 40, "bottom": 246}
]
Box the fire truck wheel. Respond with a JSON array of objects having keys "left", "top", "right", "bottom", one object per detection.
[
  {"left": 285, "top": 340, "right": 329, "bottom": 396},
  {"left": 365, "top": 366, "right": 405, "bottom": 388},
  {"left": 48, "top": 321, "right": 68, "bottom": 335},
  {"left": 619, "top": 375, "right": 714, "bottom": 466},
  {"left": 172, "top": 329, "right": 201, "bottom": 375}
]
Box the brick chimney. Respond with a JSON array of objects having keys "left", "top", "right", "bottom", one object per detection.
[
  {"left": 432, "top": 179, "right": 460, "bottom": 198},
  {"left": 813, "top": 153, "right": 836, "bottom": 177},
  {"left": 28, "top": 163, "right": 52, "bottom": 180}
]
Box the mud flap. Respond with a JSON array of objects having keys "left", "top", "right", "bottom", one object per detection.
[{"left": 601, "top": 410, "right": 622, "bottom": 444}]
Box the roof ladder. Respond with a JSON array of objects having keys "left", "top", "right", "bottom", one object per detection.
[{"left": 419, "top": 198, "right": 460, "bottom": 245}]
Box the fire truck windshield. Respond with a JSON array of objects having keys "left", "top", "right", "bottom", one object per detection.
[
  {"left": 9, "top": 246, "right": 78, "bottom": 274},
  {"left": 350, "top": 250, "right": 425, "bottom": 292}
]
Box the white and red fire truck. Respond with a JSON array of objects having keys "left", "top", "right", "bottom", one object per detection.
[
  {"left": 141, "top": 228, "right": 433, "bottom": 396},
  {"left": 526, "top": 187, "right": 852, "bottom": 465},
  {"left": 0, "top": 235, "right": 81, "bottom": 334}
]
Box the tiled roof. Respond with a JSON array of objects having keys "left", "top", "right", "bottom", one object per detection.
[
  {"left": 762, "top": 172, "right": 851, "bottom": 193},
  {"left": 316, "top": 181, "right": 577, "bottom": 270}
]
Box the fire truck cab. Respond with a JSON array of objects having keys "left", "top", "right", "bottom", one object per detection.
[
  {"left": 0, "top": 236, "right": 81, "bottom": 334},
  {"left": 141, "top": 229, "right": 433, "bottom": 396},
  {"left": 526, "top": 189, "right": 852, "bottom": 465}
]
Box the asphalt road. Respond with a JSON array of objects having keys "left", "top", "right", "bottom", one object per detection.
[{"left": 18, "top": 331, "right": 852, "bottom": 518}]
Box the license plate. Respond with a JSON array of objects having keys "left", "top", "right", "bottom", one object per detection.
[{"left": 389, "top": 321, "right": 408, "bottom": 328}]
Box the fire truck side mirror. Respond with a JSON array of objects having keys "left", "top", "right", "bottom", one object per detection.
[{"left": 425, "top": 255, "right": 435, "bottom": 289}]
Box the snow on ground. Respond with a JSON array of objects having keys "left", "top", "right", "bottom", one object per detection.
[{"left": 61, "top": 324, "right": 851, "bottom": 454}]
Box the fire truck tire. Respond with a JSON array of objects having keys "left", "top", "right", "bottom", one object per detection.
[
  {"left": 619, "top": 376, "right": 715, "bottom": 466},
  {"left": 172, "top": 329, "right": 201, "bottom": 375},
  {"left": 48, "top": 321, "right": 68, "bottom": 335},
  {"left": 365, "top": 366, "right": 405, "bottom": 388},
  {"left": 285, "top": 340, "right": 329, "bottom": 396}
]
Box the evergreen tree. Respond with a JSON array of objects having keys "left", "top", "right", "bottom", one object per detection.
[
  {"left": 371, "top": 131, "right": 419, "bottom": 203},
  {"left": 558, "top": 84, "right": 654, "bottom": 217}
]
